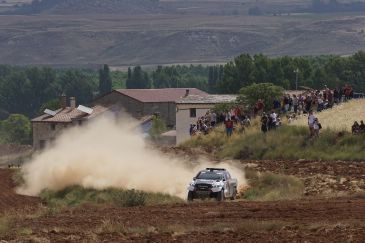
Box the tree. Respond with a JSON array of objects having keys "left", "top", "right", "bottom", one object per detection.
[
  {"left": 59, "top": 70, "right": 94, "bottom": 105},
  {"left": 218, "top": 54, "right": 255, "bottom": 93},
  {"left": 98, "top": 64, "right": 112, "bottom": 95},
  {"left": 127, "top": 66, "right": 150, "bottom": 89},
  {"left": 0, "top": 114, "right": 31, "bottom": 144},
  {"left": 148, "top": 115, "right": 167, "bottom": 140},
  {"left": 238, "top": 83, "right": 284, "bottom": 111}
]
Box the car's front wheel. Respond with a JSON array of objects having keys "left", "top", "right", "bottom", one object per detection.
[
  {"left": 216, "top": 190, "right": 224, "bottom": 201},
  {"left": 230, "top": 188, "right": 237, "bottom": 200},
  {"left": 187, "top": 191, "right": 194, "bottom": 201}
]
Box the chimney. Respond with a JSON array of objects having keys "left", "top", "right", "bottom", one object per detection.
[
  {"left": 60, "top": 94, "right": 67, "bottom": 109},
  {"left": 184, "top": 89, "right": 190, "bottom": 97},
  {"left": 70, "top": 97, "right": 76, "bottom": 109}
]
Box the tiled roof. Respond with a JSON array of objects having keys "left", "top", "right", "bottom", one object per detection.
[
  {"left": 32, "top": 105, "right": 110, "bottom": 123},
  {"left": 176, "top": 94, "right": 237, "bottom": 104},
  {"left": 115, "top": 88, "right": 208, "bottom": 103}
]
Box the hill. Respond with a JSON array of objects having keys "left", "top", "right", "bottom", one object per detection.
[
  {"left": 7, "top": 0, "right": 164, "bottom": 15},
  {"left": 291, "top": 99, "right": 365, "bottom": 131},
  {"left": 0, "top": 0, "right": 365, "bottom": 66}
]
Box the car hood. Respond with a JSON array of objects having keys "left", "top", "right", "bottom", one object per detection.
[{"left": 194, "top": 179, "right": 220, "bottom": 184}]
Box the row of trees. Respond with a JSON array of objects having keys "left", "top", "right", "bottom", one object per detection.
[
  {"left": 1, "top": 51, "right": 365, "bottom": 123},
  {"left": 0, "top": 65, "right": 114, "bottom": 119},
  {"left": 126, "top": 65, "right": 209, "bottom": 90},
  {"left": 218, "top": 52, "right": 365, "bottom": 94}
]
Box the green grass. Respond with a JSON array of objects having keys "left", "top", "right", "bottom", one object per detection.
[
  {"left": 40, "top": 186, "right": 183, "bottom": 208},
  {"left": 243, "top": 169, "right": 304, "bottom": 201},
  {"left": 0, "top": 216, "right": 11, "bottom": 237},
  {"left": 181, "top": 125, "right": 365, "bottom": 161}
]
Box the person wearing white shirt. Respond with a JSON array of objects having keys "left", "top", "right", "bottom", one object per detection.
[{"left": 308, "top": 110, "right": 316, "bottom": 137}]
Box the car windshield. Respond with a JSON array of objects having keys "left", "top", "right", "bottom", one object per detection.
[{"left": 196, "top": 171, "right": 222, "bottom": 180}]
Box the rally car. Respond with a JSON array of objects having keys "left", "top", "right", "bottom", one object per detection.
[{"left": 187, "top": 168, "right": 237, "bottom": 201}]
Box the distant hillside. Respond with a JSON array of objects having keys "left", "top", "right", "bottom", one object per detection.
[
  {"left": 1, "top": 0, "right": 365, "bottom": 66},
  {"left": 7, "top": 0, "right": 164, "bottom": 15}
]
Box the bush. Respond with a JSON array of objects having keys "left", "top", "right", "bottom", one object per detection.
[
  {"left": 0, "top": 114, "right": 31, "bottom": 144},
  {"left": 149, "top": 115, "right": 167, "bottom": 140},
  {"left": 243, "top": 169, "right": 304, "bottom": 201},
  {"left": 39, "top": 186, "right": 182, "bottom": 208},
  {"left": 0, "top": 216, "right": 11, "bottom": 237}
]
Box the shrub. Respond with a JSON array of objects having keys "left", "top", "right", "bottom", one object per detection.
[
  {"left": 40, "top": 186, "right": 182, "bottom": 208},
  {"left": 243, "top": 169, "right": 304, "bottom": 201},
  {"left": 0, "top": 216, "right": 11, "bottom": 237}
]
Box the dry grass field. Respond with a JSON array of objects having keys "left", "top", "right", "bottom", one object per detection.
[{"left": 291, "top": 99, "right": 365, "bottom": 131}]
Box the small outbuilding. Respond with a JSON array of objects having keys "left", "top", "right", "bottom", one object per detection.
[{"left": 175, "top": 94, "right": 237, "bottom": 144}]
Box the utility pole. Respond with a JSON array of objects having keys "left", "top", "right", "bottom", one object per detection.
[{"left": 294, "top": 68, "right": 299, "bottom": 90}]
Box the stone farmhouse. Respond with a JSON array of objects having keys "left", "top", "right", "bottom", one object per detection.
[
  {"left": 93, "top": 88, "right": 208, "bottom": 127},
  {"left": 31, "top": 88, "right": 208, "bottom": 149}
]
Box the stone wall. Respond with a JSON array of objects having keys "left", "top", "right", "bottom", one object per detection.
[{"left": 32, "top": 122, "right": 68, "bottom": 149}]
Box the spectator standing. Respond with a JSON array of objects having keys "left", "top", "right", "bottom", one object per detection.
[
  {"left": 360, "top": 120, "right": 365, "bottom": 133},
  {"left": 254, "top": 99, "right": 264, "bottom": 116},
  {"left": 210, "top": 112, "right": 217, "bottom": 127},
  {"left": 352, "top": 121, "right": 360, "bottom": 134},
  {"left": 224, "top": 118, "right": 234, "bottom": 137},
  {"left": 293, "top": 94, "right": 299, "bottom": 114},
  {"left": 269, "top": 110, "right": 278, "bottom": 130},
  {"left": 261, "top": 113, "right": 269, "bottom": 133},
  {"left": 308, "top": 110, "right": 316, "bottom": 137},
  {"left": 313, "top": 118, "right": 321, "bottom": 137}
]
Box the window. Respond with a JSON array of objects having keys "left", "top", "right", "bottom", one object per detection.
[
  {"left": 50, "top": 124, "right": 56, "bottom": 131},
  {"left": 190, "top": 108, "right": 196, "bottom": 118}
]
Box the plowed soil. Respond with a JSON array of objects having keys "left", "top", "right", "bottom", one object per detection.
[
  {"left": 2, "top": 198, "right": 365, "bottom": 242},
  {"left": 0, "top": 169, "right": 39, "bottom": 213}
]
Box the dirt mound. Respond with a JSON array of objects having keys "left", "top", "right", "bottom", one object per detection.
[{"left": 0, "top": 169, "right": 39, "bottom": 213}]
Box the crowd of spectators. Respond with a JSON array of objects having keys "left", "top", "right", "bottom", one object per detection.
[
  {"left": 256, "top": 85, "right": 355, "bottom": 117},
  {"left": 189, "top": 84, "right": 360, "bottom": 138},
  {"left": 189, "top": 108, "right": 251, "bottom": 137}
]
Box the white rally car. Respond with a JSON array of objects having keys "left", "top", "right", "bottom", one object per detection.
[{"left": 187, "top": 168, "right": 238, "bottom": 201}]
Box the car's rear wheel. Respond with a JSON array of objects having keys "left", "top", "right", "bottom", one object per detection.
[
  {"left": 216, "top": 190, "right": 224, "bottom": 201},
  {"left": 187, "top": 191, "right": 194, "bottom": 202}
]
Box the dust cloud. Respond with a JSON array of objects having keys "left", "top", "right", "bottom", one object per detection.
[{"left": 17, "top": 115, "right": 246, "bottom": 198}]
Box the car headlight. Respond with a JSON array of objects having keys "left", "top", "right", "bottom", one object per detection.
[
  {"left": 212, "top": 184, "right": 222, "bottom": 188},
  {"left": 189, "top": 181, "right": 195, "bottom": 186}
]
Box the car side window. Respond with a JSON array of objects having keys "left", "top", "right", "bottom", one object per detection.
[{"left": 226, "top": 172, "right": 231, "bottom": 179}]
